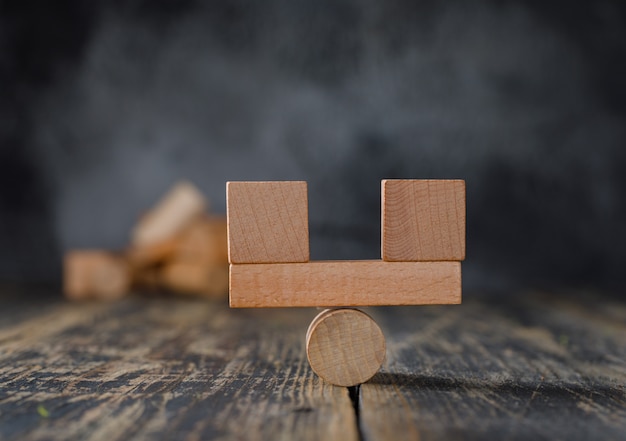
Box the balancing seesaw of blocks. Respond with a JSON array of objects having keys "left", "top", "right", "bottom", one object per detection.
[{"left": 227, "top": 180, "right": 465, "bottom": 387}]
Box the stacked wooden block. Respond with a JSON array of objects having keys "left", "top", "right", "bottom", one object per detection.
[
  {"left": 64, "top": 182, "right": 229, "bottom": 300},
  {"left": 227, "top": 179, "right": 465, "bottom": 386},
  {"left": 228, "top": 180, "right": 465, "bottom": 307}
]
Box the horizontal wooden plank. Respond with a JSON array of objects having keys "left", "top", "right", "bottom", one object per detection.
[
  {"left": 0, "top": 297, "right": 358, "bottom": 441},
  {"left": 229, "top": 260, "right": 461, "bottom": 308},
  {"left": 359, "top": 296, "right": 626, "bottom": 440},
  {"left": 1, "top": 288, "right": 624, "bottom": 440}
]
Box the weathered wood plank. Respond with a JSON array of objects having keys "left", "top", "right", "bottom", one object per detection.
[
  {"left": 1, "top": 289, "right": 624, "bottom": 441},
  {"left": 0, "top": 297, "right": 358, "bottom": 441},
  {"left": 360, "top": 293, "right": 626, "bottom": 440}
]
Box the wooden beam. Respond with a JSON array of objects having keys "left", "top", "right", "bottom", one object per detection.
[
  {"left": 382, "top": 179, "right": 466, "bottom": 262},
  {"left": 229, "top": 260, "right": 461, "bottom": 308},
  {"left": 227, "top": 181, "right": 310, "bottom": 264}
]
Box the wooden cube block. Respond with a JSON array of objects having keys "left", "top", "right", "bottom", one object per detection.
[
  {"left": 64, "top": 251, "right": 130, "bottom": 300},
  {"left": 227, "top": 181, "right": 309, "bottom": 263},
  {"left": 382, "top": 179, "right": 466, "bottom": 262}
]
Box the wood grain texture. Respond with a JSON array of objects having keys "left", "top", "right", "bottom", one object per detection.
[
  {"left": 229, "top": 260, "right": 461, "bottom": 308},
  {"left": 0, "top": 289, "right": 624, "bottom": 440},
  {"left": 63, "top": 251, "right": 130, "bottom": 300},
  {"left": 227, "top": 181, "right": 309, "bottom": 264},
  {"left": 306, "top": 309, "right": 385, "bottom": 387},
  {"left": 359, "top": 293, "right": 626, "bottom": 440},
  {"left": 0, "top": 296, "right": 358, "bottom": 441},
  {"left": 382, "top": 179, "right": 466, "bottom": 262}
]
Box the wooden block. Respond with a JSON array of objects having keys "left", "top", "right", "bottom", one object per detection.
[
  {"left": 64, "top": 251, "right": 130, "bottom": 300},
  {"left": 130, "top": 266, "right": 162, "bottom": 292},
  {"left": 174, "top": 216, "right": 228, "bottom": 265},
  {"left": 229, "top": 260, "right": 461, "bottom": 308},
  {"left": 306, "top": 308, "right": 385, "bottom": 387},
  {"left": 227, "top": 181, "right": 309, "bottom": 263},
  {"left": 132, "top": 181, "right": 207, "bottom": 247},
  {"left": 161, "top": 262, "right": 229, "bottom": 297},
  {"left": 126, "top": 237, "right": 180, "bottom": 269},
  {"left": 382, "top": 179, "right": 466, "bottom": 261}
]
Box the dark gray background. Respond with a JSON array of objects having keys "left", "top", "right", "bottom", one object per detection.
[{"left": 1, "top": 1, "right": 625, "bottom": 295}]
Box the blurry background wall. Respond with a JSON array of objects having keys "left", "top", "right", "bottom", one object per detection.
[{"left": 1, "top": 0, "right": 625, "bottom": 294}]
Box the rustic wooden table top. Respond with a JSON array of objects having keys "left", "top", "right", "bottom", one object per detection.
[{"left": 0, "top": 287, "right": 624, "bottom": 440}]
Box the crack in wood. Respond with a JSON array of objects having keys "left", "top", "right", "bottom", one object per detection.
[{"left": 348, "top": 385, "right": 364, "bottom": 441}]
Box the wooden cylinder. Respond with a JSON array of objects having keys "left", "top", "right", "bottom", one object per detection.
[{"left": 306, "top": 308, "right": 386, "bottom": 387}]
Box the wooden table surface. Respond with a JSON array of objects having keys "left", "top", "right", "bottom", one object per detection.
[{"left": 0, "top": 287, "right": 624, "bottom": 440}]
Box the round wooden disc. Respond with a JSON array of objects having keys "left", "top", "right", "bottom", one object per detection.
[{"left": 306, "top": 308, "right": 386, "bottom": 387}]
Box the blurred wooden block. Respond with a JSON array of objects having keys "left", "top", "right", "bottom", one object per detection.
[
  {"left": 132, "top": 181, "right": 207, "bottom": 247},
  {"left": 306, "top": 308, "right": 385, "bottom": 387},
  {"left": 161, "top": 262, "right": 229, "bottom": 297},
  {"left": 128, "top": 216, "right": 228, "bottom": 296},
  {"left": 174, "top": 216, "right": 228, "bottom": 265},
  {"left": 126, "top": 237, "right": 179, "bottom": 269},
  {"left": 227, "top": 181, "right": 309, "bottom": 264},
  {"left": 229, "top": 260, "right": 461, "bottom": 308},
  {"left": 130, "top": 266, "right": 162, "bottom": 292},
  {"left": 382, "top": 179, "right": 466, "bottom": 262},
  {"left": 64, "top": 251, "right": 130, "bottom": 300}
]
